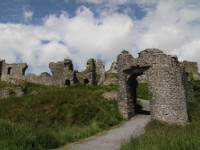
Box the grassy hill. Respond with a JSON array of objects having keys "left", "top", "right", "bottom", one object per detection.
[
  {"left": 121, "top": 80, "right": 200, "bottom": 150},
  {"left": 1, "top": 79, "right": 197, "bottom": 150},
  {"left": 0, "top": 81, "right": 123, "bottom": 150}
]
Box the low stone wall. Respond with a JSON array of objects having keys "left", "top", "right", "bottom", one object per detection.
[{"left": 0, "top": 86, "right": 25, "bottom": 100}]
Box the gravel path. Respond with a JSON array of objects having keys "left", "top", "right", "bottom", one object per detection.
[{"left": 66, "top": 100, "right": 151, "bottom": 150}]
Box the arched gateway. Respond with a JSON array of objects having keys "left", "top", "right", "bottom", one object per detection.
[{"left": 117, "top": 49, "right": 191, "bottom": 124}]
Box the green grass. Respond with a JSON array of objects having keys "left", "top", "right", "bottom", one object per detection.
[
  {"left": 137, "top": 83, "right": 149, "bottom": 100},
  {"left": 0, "top": 119, "right": 61, "bottom": 150},
  {"left": 188, "top": 72, "right": 194, "bottom": 80},
  {"left": 121, "top": 80, "right": 200, "bottom": 150},
  {"left": 105, "top": 73, "right": 118, "bottom": 79},
  {"left": 0, "top": 82, "right": 123, "bottom": 150},
  {"left": 101, "top": 83, "right": 118, "bottom": 91},
  {"left": 0, "top": 80, "right": 24, "bottom": 90}
]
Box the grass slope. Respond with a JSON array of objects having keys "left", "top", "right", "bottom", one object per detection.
[
  {"left": 121, "top": 80, "right": 200, "bottom": 150},
  {"left": 0, "top": 82, "right": 122, "bottom": 150},
  {"left": 137, "top": 83, "right": 149, "bottom": 100}
]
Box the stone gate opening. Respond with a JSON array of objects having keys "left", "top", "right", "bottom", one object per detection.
[
  {"left": 127, "top": 75, "right": 138, "bottom": 104},
  {"left": 125, "top": 67, "right": 150, "bottom": 115},
  {"left": 117, "top": 49, "right": 189, "bottom": 125}
]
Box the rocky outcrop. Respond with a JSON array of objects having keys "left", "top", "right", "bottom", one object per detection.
[
  {"left": 0, "top": 86, "right": 25, "bottom": 99},
  {"left": 102, "top": 90, "right": 117, "bottom": 100},
  {"left": 0, "top": 88, "right": 13, "bottom": 99}
]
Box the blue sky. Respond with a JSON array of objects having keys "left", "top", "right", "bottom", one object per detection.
[
  {"left": 0, "top": 0, "right": 200, "bottom": 74},
  {"left": 0, "top": 0, "right": 147, "bottom": 24}
]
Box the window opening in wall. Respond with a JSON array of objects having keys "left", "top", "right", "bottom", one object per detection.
[
  {"left": 22, "top": 68, "right": 26, "bottom": 75},
  {"left": 65, "top": 79, "right": 71, "bottom": 86},
  {"left": 7, "top": 67, "right": 13, "bottom": 75},
  {"left": 127, "top": 71, "right": 150, "bottom": 115},
  {"left": 84, "top": 78, "right": 89, "bottom": 84}
]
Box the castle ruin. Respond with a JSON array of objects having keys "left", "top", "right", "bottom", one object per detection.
[
  {"left": 0, "top": 48, "right": 198, "bottom": 125},
  {"left": 117, "top": 49, "right": 194, "bottom": 124}
]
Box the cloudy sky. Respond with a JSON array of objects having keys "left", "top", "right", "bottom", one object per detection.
[{"left": 0, "top": 0, "right": 200, "bottom": 74}]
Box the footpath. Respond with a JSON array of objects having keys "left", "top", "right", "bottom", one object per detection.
[{"left": 66, "top": 100, "right": 151, "bottom": 150}]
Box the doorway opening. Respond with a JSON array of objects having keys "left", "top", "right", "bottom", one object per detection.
[
  {"left": 84, "top": 78, "right": 89, "bottom": 84},
  {"left": 128, "top": 74, "right": 150, "bottom": 115},
  {"left": 7, "top": 67, "right": 13, "bottom": 75},
  {"left": 65, "top": 79, "right": 71, "bottom": 86},
  {"left": 125, "top": 67, "right": 150, "bottom": 116}
]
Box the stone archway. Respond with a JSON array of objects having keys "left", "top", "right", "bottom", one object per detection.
[
  {"left": 117, "top": 49, "right": 189, "bottom": 125},
  {"left": 125, "top": 67, "right": 150, "bottom": 114}
]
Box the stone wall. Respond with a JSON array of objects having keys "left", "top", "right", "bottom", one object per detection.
[
  {"left": 0, "top": 59, "right": 77, "bottom": 86},
  {"left": 95, "top": 59, "right": 105, "bottom": 85},
  {"left": 81, "top": 58, "right": 97, "bottom": 85},
  {"left": 1, "top": 60, "right": 27, "bottom": 81},
  {"left": 117, "top": 49, "right": 190, "bottom": 124},
  {"left": 0, "top": 60, "right": 2, "bottom": 79},
  {"left": 183, "top": 72, "right": 195, "bottom": 102},
  {"left": 103, "top": 61, "right": 118, "bottom": 85},
  {"left": 0, "top": 50, "right": 195, "bottom": 125},
  {"left": 107, "top": 62, "right": 118, "bottom": 73},
  {"left": 0, "top": 58, "right": 109, "bottom": 86},
  {"left": 181, "top": 61, "right": 200, "bottom": 80},
  {"left": 49, "top": 59, "right": 76, "bottom": 86}
]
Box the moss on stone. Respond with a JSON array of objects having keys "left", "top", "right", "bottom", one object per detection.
[
  {"left": 188, "top": 72, "right": 194, "bottom": 80},
  {"left": 105, "top": 73, "right": 118, "bottom": 79},
  {"left": 75, "top": 72, "right": 83, "bottom": 83}
]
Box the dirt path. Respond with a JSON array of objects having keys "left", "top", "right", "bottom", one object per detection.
[{"left": 66, "top": 100, "right": 151, "bottom": 150}]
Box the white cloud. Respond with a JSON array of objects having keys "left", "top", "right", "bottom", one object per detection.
[
  {"left": 76, "top": 0, "right": 157, "bottom": 7},
  {"left": 132, "top": 0, "right": 200, "bottom": 70},
  {"left": 23, "top": 10, "right": 33, "bottom": 22},
  {"left": 77, "top": 0, "right": 103, "bottom": 4},
  {"left": 0, "top": 0, "right": 200, "bottom": 75},
  {"left": 0, "top": 6, "right": 134, "bottom": 74},
  {"left": 173, "top": 40, "right": 200, "bottom": 63}
]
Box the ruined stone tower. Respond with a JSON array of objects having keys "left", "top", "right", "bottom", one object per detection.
[
  {"left": 117, "top": 49, "right": 189, "bottom": 124},
  {"left": 181, "top": 61, "right": 200, "bottom": 80},
  {"left": 95, "top": 59, "right": 105, "bottom": 85},
  {"left": 0, "top": 60, "right": 28, "bottom": 81},
  {"left": 82, "top": 58, "right": 97, "bottom": 85},
  {"left": 0, "top": 59, "right": 77, "bottom": 86}
]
